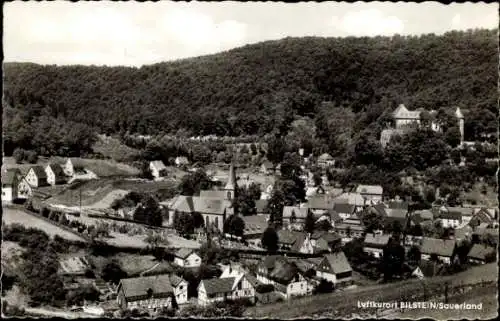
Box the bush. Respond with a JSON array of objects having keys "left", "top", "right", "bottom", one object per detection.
[
  {"left": 256, "top": 283, "right": 274, "bottom": 293},
  {"left": 313, "top": 279, "right": 335, "bottom": 294}
]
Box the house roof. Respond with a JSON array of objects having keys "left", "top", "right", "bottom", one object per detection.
[
  {"left": 255, "top": 199, "right": 268, "bottom": 213},
  {"left": 438, "top": 211, "right": 463, "bottom": 221},
  {"left": 30, "top": 165, "right": 47, "bottom": 179},
  {"left": 174, "top": 248, "right": 195, "bottom": 259},
  {"left": 150, "top": 160, "right": 167, "bottom": 170},
  {"left": 46, "top": 163, "right": 66, "bottom": 180},
  {"left": 323, "top": 252, "right": 352, "bottom": 274},
  {"left": 417, "top": 260, "right": 443, "bottom": 277},
  {"left": 243, "top": 215, "right": 268, "bottom": 236},
  {"left": 386, "top": 208, "right": 408, "bottom": 219},
  {"left": 467, "top": 244, "right": 495, "bottom": 261},
  {"left": 318, "top": 153, "right": 334, "bottom": 161},
  {"left": 283, "top": 206, "right": 309, "bottom": 219},
  {"left": 388, "top": 200, "right": 409, "bottom": 210},
  {"left": 414, "top": 210, "right": 434, "bottom": 221},
  {"left": 244, "top": 273, "right": 260, "bottom": 289},
  {"left": 442, "top": 207, "right": 474, "bottom": 216},
  {"left": 319, "top": 232, "right": 341, "bottom": 244},
  {"left": 420, "top": 238, "right": 456, "bottom": 257},
  {"left": 201, "top": 277, "right": 235, "bottom": 295},
  {"left": 364, "top": 233, "right": 391, "bottom": 248},
  {"left": 2, "top": 169, "right": 20, "bottom": 186},
  {"left": 393, "top": 104, "right": 420, "bottom": 119},
  {"left": 355, "top": 185, "right": 383, "bottom": 195},
  {"left": 261, "top": 255, "right": 283, "bottom": 270},
  {"left": 277, "top": 230, "right": 303, "bottom": 245},
  {"left": 335, "top": 223, "right": 364, "bottom": 232},
  {"left": 308, "top": 196, "right": 334, "bottom": 209},
  {"left": 169, "top": 274, "right": 185, "bottom": 287},
  {"left": 335, "top": 193, "right": 365, "bottom": 206},
  {"left": 120, "top": 275, "right": 173, "bottom": 299},
  {"left": 193, "top": 197, "right": 229, "bottom": 215},
  {"left": 329, "top": 210, "right": 342, "bottom": 223},
  {"left": 333, "top": 202, "right": 355, "bottom": 214}
]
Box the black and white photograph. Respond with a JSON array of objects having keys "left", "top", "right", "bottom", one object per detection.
[{"left": 1, "top": 1, "right": 498, "bottom": 319}]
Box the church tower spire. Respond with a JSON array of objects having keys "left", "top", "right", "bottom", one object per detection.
[{"left": 224, "top": 161, "right": 237, "bottom": 200}]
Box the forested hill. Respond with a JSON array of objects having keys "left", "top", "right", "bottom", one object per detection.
[{"left": 3, "top": 29, "right": 497, "bottom": 140}]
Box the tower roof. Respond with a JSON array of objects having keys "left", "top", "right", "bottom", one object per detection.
[
  {"left": 225, "top": 162, "right": 237, "bottom": 191},
  {"left": 455, "top": 107, "right": 464, "bottom": 119}
]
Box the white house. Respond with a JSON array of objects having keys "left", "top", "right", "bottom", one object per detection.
[
  {"left": 315, "top": 252, "right": 353, "bottom": 287},
  {"left": 45, "top": 163, "right": 67, "bottom": 185},
  {"left": 419, "top": 237, "right": 456, "bottom": 265},
  {"left": 363, "top": 233, "right": 391, "bottom": 259},
  {"left": 169, "top": 274, "right": 189, "bottom": 305},
  {"left": 355, "top": 185, "right": 383, "bottom": 203},
  {"left": 64, "top": 158, "right": 86, "bottom": 177},
  {"left": 25, "top": 166, "right": 49, "bottom": 187},
  {"left": 149, "top": 161, "right": 167, "bottom": 180},
  {"left": 2, "top": 169, "right": 20, "bottom": 203},
  {"left": 116, "top": 275, "right": 175, "bottom": 312},
  {"left": 173, "top": 249, "right": 202, "bottom": 268},
  {"left": 317, "top": 153, "right": 335, "bottom": 168},
  {"left": 17, "top": 175, "right": 33, "bottom": 200},
  {"left": 256, "top": 256, "right": 314, "bottom": 299}
]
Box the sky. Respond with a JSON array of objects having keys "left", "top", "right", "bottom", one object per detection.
[{"left": 3, "top": 1, "right": 498, "bottom": 67}]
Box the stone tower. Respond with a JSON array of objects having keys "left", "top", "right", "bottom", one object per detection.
[{"left": 224, "top": 162, "right": 237, "bottom": 201}]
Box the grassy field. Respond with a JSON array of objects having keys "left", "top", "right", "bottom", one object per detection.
[
  {"left": 44, "top": 178, "right": 177, "bottom": 208},
  {"left": 92, "top": 134, "right": 141, "bottom": 162},
  {"left": 2, "top": 207, "right": 86, "bottom": 242}
]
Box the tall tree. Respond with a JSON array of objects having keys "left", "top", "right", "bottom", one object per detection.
[
  {"left": 261, "top": 226, "right": 279, "bottom": 253},
  {"left": 304, "top": 211, "right": 316, "bottom": 234}
]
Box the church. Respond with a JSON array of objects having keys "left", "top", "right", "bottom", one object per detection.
[{"left": 169, "top": 163, "right": 238, "bottom": 233}]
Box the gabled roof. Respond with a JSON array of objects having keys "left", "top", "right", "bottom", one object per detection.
[
  {"left": 385, "top": 208, "right": 408, "bottom": 219},
  {"left": 438, "top": 211, "right": 463, "bottom": 221},
  {"left": 277, "top": 230, "right": 303, "bottom": 245},
  {"left": 243, "top": 215, "right": 268, "bottom": 236},
  {"left": 169, "top": 274, "right": 186, "bottom": 287},
  {"left": 201, "top": 277, "right": 235, "bottom": 295},
  {"left": 393, "top": 104, "right": 420, "bottom": 119},
  {"left": 283, "top": 206, "right": 309, "bottom": 219},
  {"left": 308, "top": 196, "right": 334, "bottom": 209},
  {"left": 120, "top": 275, "right": 173, "bottom": 299},
  {"left": 244, "top": 273, "right": 260, "bottom": 288},
  {"left": 2, "top": 168, "right": 21, "bottom": 186},
  {"left": 420, "top": 238, "right": 456, "bottom": 257},
  {"left": 150, "top": 160, "right": 167, "bottom": 170},
  {"left": 261, "top": 255, "right": 284, "bottom": 270},
  {"left": 171, "top": 195, "right": 195, "bottom": 213},
  {"left": 356, "top": 185, "right": 383, "bottom": 195},
  {"left": 467, "top": 244, "right": 495, "bottom": 261},
  {"left": 364, "top": 233, "right": 391, "bottom": 248},
  {"left": 333, "top": 202, "right": 355, "bottom": 214},
  {"left": 193, "top": 197, "right": 228, "bottom": 215},
  {"left": 413, "top": 210, "right": 434, "bottom": 221},
  {"left": 175, "top": 156, "right": 189, "bottom": 163},
  {"left": 328, "top": 210, "right": 342, "bottom": 223},
  {"left": 30, "top": 165, "right": 47, "bottom": 179},
  {"left": 335, "top": 193, "right": 365, "bottom": 206},
  {"left": 387, "top": 200, "right": 409, "bottom": 210},
  {"left": 322, "top": 252, "right": 352, "bottom": 275},
  {"left": 318, "top": 153, "right": 334, "bottom": 161},
  {"left": 46, "top": 163, "right": 66, "bottom": 180}
]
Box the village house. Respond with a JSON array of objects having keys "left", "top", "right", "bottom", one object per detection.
[
  {"left": 174, "top": 156, "right": 190, "bottom": 167},
  {"left": 2, "top": 168, "right": 21, "bottom": 203},
  {"left": 173, "top": 248, "right": 202, "bottom": 268},
  {"left": 333, "top": 202, "right": 355, "bottom": 221},
  {"left": 305, "top": 185, "right": 326, "bottom": 199},
  {"left": 45, "top": 163, "right": 67, "bottom": 185},
  {"left": 218, "top": 263, "right": 258, "bottom": 301},
  {"left": 410, "top": 209, "right": 434, "bottom": 226},
  {"left": 277, "top": 230, "right": 314, "bottom": 254},
  {"left": 468, "top": 207, "right": 496, "bottom": 227},
  {"left": 116, "top": 275, "right": 175, "bottom": 312},
  {"left": 419, "top": 237, "right": 456, "bottom": 264},
  {"left": 363, "top": 233, "right": 391, "bottom": 259},
  {"left": 334, "top": 192, "right": 366, "bottom": 211},
  {"left": 25, "top": 165, "right": 49, "bottom": 187},
  {"left": 256, "top": 255, "right": 314, "bottom": 299},
  {"left": 315, "top": 252, "right": 353, "bottom": 287},
  {"left": 466, "top": 244, "right": 496, "bottom": 264},
  {"left": 310, "top": 231, "right": 342, "bottom": 252},
  {"left": 384, "top": 208, "right": 409, "bottom": 228},
  {"left": 392, "top": 104, "right": 422, "bottom": 128},
  {"left": 282, "top": 206, "right": 310, "bottom": 230},
  {"left": 335, "top": 222, "right": 364, "bottom": 242},
  {"left": 64, "top": 158, "right": 86, "bottom": 177},
  {"left": 243, "top": 215, "right": 269, "bottom": 247},
  {"left": 197, "top": 271, "right": 257, "bottom": 306},
  {"left": 169, "top": 274, "right": 189, "bottom": 305},
  {"left": 260, "top": 184, "right": 274, "bottom": 200},
  {"left": 355, "top": 185, "right": 383, "bottom": 203},
  {"left": 436, "top": 210, "right": 463, "bottom": 229},
  {"left": 17, "top": 174, "right": 33, "bottom": 200},
  {"left": 317, "top": 153, "right": 335, "bottom": 168},
  {"left": 149, "top": 160, "right": 167, "bottom": 180}
]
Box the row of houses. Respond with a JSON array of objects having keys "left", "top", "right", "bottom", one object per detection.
[{"left": 116, "top": 251, "right": 354, "bottom": 312}]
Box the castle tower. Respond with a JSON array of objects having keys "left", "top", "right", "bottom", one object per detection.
[
  {"left": 455, "top": 107, "right": 465, "bottom": 146},
  {"left": 224, "top": 162, "right": 237, "bottom": 201}
]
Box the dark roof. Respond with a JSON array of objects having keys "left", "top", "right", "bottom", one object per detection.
[
  {"left": 386, "top": 208, "right": 408, "bottom": 219},
  {"left": 120, "top": 275, "right": 173, "bottom": 299},
  {"left": 201, "top": 277, "right": 235, "bottom": 295},
  {"left": 200, "top": 190, "right": 227, "bottom": 199},
  {"left": 420, "top": 238, "right": 456, "bottom": 257},
  {"left": 277, "top": 230, "right": 304, "bottom": 245},
  {"left": 329, "top": 210, "right": 342, "bottom": 223},
  {"left": 467, "top": 244, "right": 495, "bottom": 261},
  {"left": 30, "top": 165, "right": 47, "bottom": 179},
  {"left": 243, "top": 215, "right": 268, "bottom": 236},
  {"left": 2, "top": 169, "right": 20, "bottom": 186},
  {"left": 418, "top": 260, "right": 443, "bottom": 277},
  {"left": 333, "top": 203, "right": 355, "bottom": 214},
  {"left": 46, "top": 163, "right": 66, "bottom": 180},
  {"left": 261, "top": 255, "right": 283, "bottom": 270},
  {"left": 355, "top": 185, "right": 383, "bottom": 195},
  {"left": 169, "top": 274, "right": 185, "bottom": 287},
  {"left": 438, "top": 211, "right": 463, "bottom": 221},
  {"left": 444, "top": 207, "right": 473, "bottom": 216},
  {"left": 244, "top": 273, "right": 260, "bottom": 288},
  {"left": 320, "top": 232, "right": 341, "bottom": 244},
  {"left": 322, "top": 252, "right": 352, "bottom": 274}
]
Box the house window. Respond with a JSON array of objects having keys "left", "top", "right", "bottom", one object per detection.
[
  {"left": 179, "top": 286, "right": 183, "bottom": 290},
  {"left": 206, "top": 216, "right": 210, "bottom": 227}
]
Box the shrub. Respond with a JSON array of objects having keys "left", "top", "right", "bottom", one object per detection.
[{"left": 256, "top": 283, "right": 274, "bottom": 293}]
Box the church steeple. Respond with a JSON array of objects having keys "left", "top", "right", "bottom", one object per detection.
[{"left": 224, "top": 161, "right": 237, "bottom": 200}]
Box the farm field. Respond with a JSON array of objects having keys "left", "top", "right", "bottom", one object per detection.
[
  {"left": 2, "top": 207, "right": 86, "bottom": 242},
  {"left": 91, "top": 134, "right": 141, "bottom": 162},
  {"left": 89, "top": 253, "right": 158, "bottom": 276}
]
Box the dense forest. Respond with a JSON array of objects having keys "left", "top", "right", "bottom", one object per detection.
[{"left": 3, "top": 29, "right": 497, "bottom": 158}]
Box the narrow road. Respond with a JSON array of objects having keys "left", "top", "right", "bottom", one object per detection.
[{"left": 23, "top": 307, "right": 101, "bottom": 318}]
